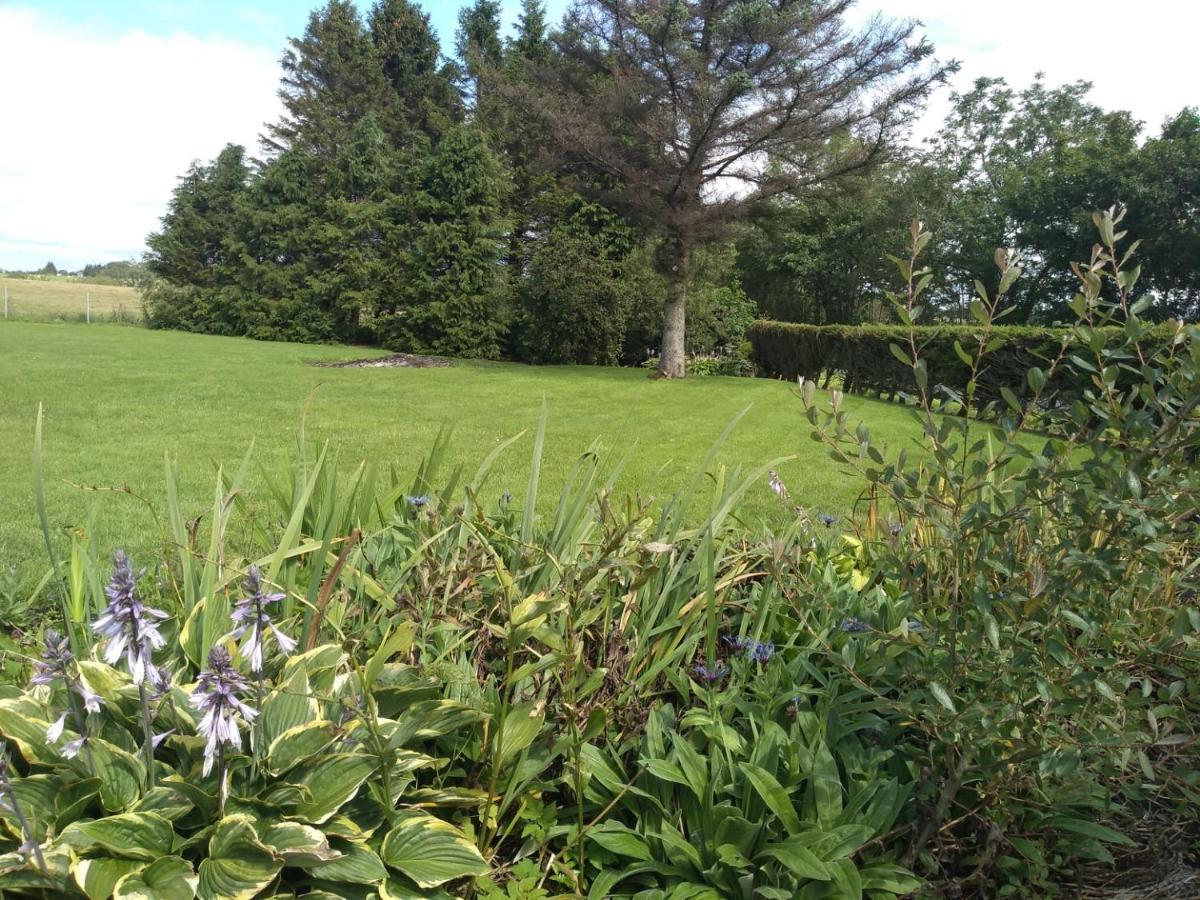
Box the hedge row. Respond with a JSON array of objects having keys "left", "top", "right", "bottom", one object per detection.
[{"left": 746, "top": 320, "right": 1167, "bottom": 404}]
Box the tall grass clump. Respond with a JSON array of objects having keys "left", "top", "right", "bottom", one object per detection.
[{"left": 0, "top": 210, "right": 1193, "bottom": 897}]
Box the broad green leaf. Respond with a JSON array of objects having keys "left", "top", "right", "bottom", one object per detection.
[
  {"left": 379, "top": 810, "right": 489, "bottom": 888},
  {"left": 809, "top": 742, "right": 842, "bottom": 828},
  {"left": 740, "top": 762, "right": 802, "bottom": 835},
  {"left": 0, "top": 700, "right": 57, "bottom": 765},
  {"left": 88, "top": 738, "right": 146, "bottom": 812},
  {"left": 260, "top": 822, "right": 339, "bottom": 865},
  {"left": 759, "top": 842, "right": 831, "bottom": 881},
  {"left": 75, "top": 812, "right": 174, "bottom": 860},
  {"left": 73, "top": 858, "right": 145, "bottom": 900},
  {"left": 305, "top": 841, "right": 388, "bottom": 884},
  {"left": 197, "top": 816, "right": 282, "bottom": 900},
  {"left": 292, "top": 753, "right": 378, "bottom": 824},
  {"left": 586, "top": 822, "right": 651, "bottom": 861},
  {"left": 498, "top": 703, "right": 542, "bottom": 764},
  {"left": 859, "top": 862, "right": 923, "bottom": 893},
  {"left": 259, "top": 668, "right": 318, "bottom": 751},
  {"left": 113, "top": 856, "right": 198, "bottom": 900},
  {"left": 266, "top": 720, "right": 338, "bottom": 776}
]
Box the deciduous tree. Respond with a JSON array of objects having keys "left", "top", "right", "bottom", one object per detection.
[{"left": 514, "top": 0, "right": 946, "bottom": 376}]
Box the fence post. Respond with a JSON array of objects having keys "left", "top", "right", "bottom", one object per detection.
[{"left": 86, "top": 291, "right": 91, "bottom": 324}]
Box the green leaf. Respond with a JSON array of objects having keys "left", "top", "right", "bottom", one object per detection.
[
  {"left": 292, "top": 754, "right": 379, "bottom": 824},
  {"left": 73, "top": 858, "right": 145, "bottom": 900},
  {"left": 758, "top": 842, "right": 831, "bottom": 881},
  {"left": 113, "top": 856, "right": 198, "bottom": 900},
  {"left": 305, "top": 841, "right": 387, "bottom": 884},
  {"left": 259, "top": 822, "right": 339, "bottom": 866},
  {"left": 89, "top": 738, "right": 147, "bottom": 812},
  {"left": 586, "top": 822, "right": 651, "bottom": 861},
  {"left": 888, "top": 343, "right": 912, "bottom": 367},
  {"left": 740, "top": 762, "right": 801, "bottom": 835},
  {"left": 809, "top": 742, "right": 843, "bottom": 828},
  {"left": 197, "top": 816, "right": 282, "bottom": 900},
  {"left": 380, "top": 810, "right": 489, "bottom": 888},
  {"left": 266, "top": 720, "right": 338, "bottom": 776},
  {"left": 498, "top": 702, "right": 543, "bottom": 764},
  {"left": 859, "top": 862, "right": 923, "bottom": 893},
  {"left": 929, "top": 682, "right": 957, "bottom": 713},
  {"left": 1049, "top": 817, "right": 1134, "bottom": 846},
  {"left": 74, "top": 812, "right": 174, "bottom": 860},
  {"left": 259, "top": 668, "right": 318, "bottom": 751}
]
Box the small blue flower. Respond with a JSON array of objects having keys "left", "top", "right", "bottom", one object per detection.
[
  {"left": 406, "top": 495, "right": 430, "bottom": 509},
  {"left": 749, "top": 641, "right": 775, "bottom": 664},
  {"left": 818, "top": 513, "right": 839, "bottom": 528},
  {"left": 840, "top": 617, "right": 870, "bottom": 634},
  {"left": 721, "top": 633, "right": 752, "bottom": 652},
  {"left": 693, "top": 663, "right": 729, "bottom": 684},
  {"left": 888, "top": 520, "right": 904, "bottom": 536},
  {"left": 906, "top": 619, "right": 926, "bottom": 633},
  {"left": 500, "top": 491, "right": 512, "bottom": 504}
]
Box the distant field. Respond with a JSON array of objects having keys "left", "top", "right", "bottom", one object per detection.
[
  {"left": 0, "top": 276, "right": 142, "bottom": 322},
  {"left": 0, "top": 322, "right": 928, "bottom": 588}
]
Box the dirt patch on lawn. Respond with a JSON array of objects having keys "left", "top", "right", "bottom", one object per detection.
[{"left": 311, "top": 353, "right": 453, "bottom": 369}]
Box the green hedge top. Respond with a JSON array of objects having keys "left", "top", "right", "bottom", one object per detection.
[{"left": 746, "top": 319, "right": 1170, "bottom": 404}]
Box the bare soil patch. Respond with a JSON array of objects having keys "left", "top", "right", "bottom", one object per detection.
[{"left": 311, "top": 353, "right": 453, "bottom": 369}]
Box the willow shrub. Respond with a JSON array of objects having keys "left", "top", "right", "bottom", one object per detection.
[{"left": 0, "top": 209, "right": 1196, "bottom": 898}]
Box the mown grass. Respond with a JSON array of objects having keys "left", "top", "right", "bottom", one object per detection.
[
  {"left": 0, "top": 322, "right": 927, "bottom": 587},
  {"left": 0, "top": 276, "right": 142, "bottom": 323}
]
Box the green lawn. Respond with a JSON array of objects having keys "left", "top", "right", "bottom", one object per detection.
[{"left": 0, "top": 322, "right": 924, "bottom": 585}]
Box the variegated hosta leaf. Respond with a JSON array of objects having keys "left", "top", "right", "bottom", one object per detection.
[
  {"left": 291, "top": 753, "right": 379, "bottom": 824},
  {"left": 265, "top": 720, "right": 339, "bottom": 776},
  {"left": 113, "top": 855, "right": 198, "bottom": 900},
  {"left": 67, "top": 811, "right": 174, "bottom": 860},
  {"left": 379, "top": 810, "right": 489, "bottom": 888},
  {"left": 196, "top": 815, "right": 282, "bottom": 900},
  {"left": 259, "top": 668, "right": 318, "bottom": 751},
  {"left": 304, "top": 840, "right": 387, "bottom": 884},
  {"left": 73, "top": 857, "right": 145, "bottom": 900},
  {"left": 259, "top": 821, "right": 340, "bottom": 866}
]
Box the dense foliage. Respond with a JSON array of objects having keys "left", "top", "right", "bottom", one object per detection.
[
  {"left": 746, "top": 318, "right": 1174, "bottom": 407},
  {"left": 5, "top": 212, "right": 1197, "bottom": 897}
]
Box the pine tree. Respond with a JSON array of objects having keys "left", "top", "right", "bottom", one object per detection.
[
  {"left": 265, "top": 1, "right": 390, "bottom": 159},
  {"left": 381, "top": 125, "right": 511, "bottom": 358},
  {"left": 368, "top": 0, "right": 461, "bottom": 143},
  {"left": 456, "top": 0, "right": 503, "bottom": 108}
]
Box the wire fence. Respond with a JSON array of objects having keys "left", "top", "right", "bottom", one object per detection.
[{"left": 0, "top": 280, "right": 143, "bottom": 325}]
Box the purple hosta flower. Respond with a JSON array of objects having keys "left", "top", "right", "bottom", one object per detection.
[
  {"left": 693, "top": 663, "right": 729, "bottom": 684},
  {"left": 768, "top": 470, "right": 790, "bottom": 502},
  {"left": 191, "top": 646, "right": 257, "bottom": 777},
  {"left": 31, "top": 629, "right": 104, "bottom": 747},
  {"left": 840, "top": 616, "right": 870, "bottom": 634},
  {"left": 231, "top": 566, "right": 294, "bottom": 672},
  {"left": 92, "top": 551, "right": 167, "bottom": 685},
  {"left": 818, "top": 513, "right": 839, "bottom": 528}
]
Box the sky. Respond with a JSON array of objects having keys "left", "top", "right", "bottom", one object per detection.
[{"left": 0, "top": 0, "right": 1194, "bottom": 271}]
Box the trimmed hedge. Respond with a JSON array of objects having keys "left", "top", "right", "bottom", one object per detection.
[{"left": 746, "top": 320, "right": 1170, "bottom": 404}]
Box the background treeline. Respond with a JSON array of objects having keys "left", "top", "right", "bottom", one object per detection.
[
  {"left": 144, "top": 0, "right": 1200, "bottom": 364},
  {"left": 144, "top": 0, "right": 753, "bottom": 365}
]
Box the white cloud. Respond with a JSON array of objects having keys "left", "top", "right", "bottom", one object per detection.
[
  {"left": 0, "top": 7, "right": 282, "bottom": 270},
  {"left": 0, "top": 2, "right": 1190, "bottom": 270},
  {"left": 859, "top": 0, "right": 1197, "bottom": 141}
]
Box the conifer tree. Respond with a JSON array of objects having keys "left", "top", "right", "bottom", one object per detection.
[{"left": 381, "top": 124, "right": 510, "bottom": 358}]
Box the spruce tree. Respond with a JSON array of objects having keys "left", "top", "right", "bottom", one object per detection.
[
  {"left": 381, "top": 124, "right": 510, "bottom": 359},
  {"left": 266, "top": 1, "right": 390, "bottom": 159},
  {"left": 456, "top": 0, "right": 503, "bottom": 108}
]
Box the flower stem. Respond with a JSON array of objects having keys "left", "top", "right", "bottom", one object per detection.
[{"left": 137, "top": 681, "right": 156, "bottom": 788}]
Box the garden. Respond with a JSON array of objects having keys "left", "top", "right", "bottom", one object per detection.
[{"left": 0, "top": 212, "right": 1196, "bottom": 898}]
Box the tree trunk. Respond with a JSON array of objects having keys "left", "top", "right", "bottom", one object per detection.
[{"left": 657, "top": 241, "right": 690, "bottom": 378}]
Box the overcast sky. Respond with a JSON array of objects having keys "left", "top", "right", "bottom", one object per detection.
[{"left": 0, "top": 1, "right": 1193, "bottom": 270}]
